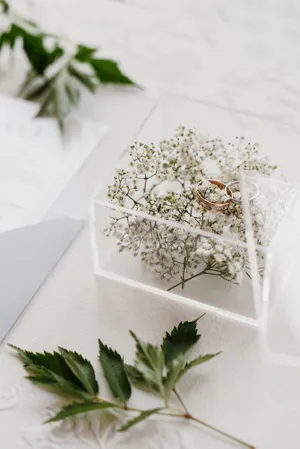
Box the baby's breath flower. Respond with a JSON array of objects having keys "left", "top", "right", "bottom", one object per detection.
[{"left": 105, "top": 126, "right": 278, "bottom": 290}]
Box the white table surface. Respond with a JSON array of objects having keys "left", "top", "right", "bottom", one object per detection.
[{"left": 1, "top": 1, "right": 300, "bottom": 448}]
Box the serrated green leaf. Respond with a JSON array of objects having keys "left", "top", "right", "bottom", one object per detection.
[
  {"left": 18, "top": 70, "right": 36, "bottom": 97},
  {"left": 45, "top": 400, "right": 116, "bottom": 423},
  {"left": 59, "top": 347, "right": 99, "bottom": 396},
  {"left": 0, "top": 32, "right": 9, "bottom": 50},
  {"left": 65, "top": 82, "right": 80, "bottom": 106},
  {"left": 26, "top": 375, "right": 57, "bottom": 385},
  {"left": 162, "top": 317, "right": 203, "bottom": 366},
  {"left": 0, "top": 24, "right": 21, "bottom": 51},
  {"left": 125, "top": 364, "right": 159, "bottom": 392},
  {"left": 9, "top": 344, "right": 81, "bottom": 382},
  {"left": 16, "top": 26, "right": 64, "bottom": 75},
  {"left": 24, "top": 40, "right": 63, "bottom": 75},
  {"left": 9, "top": 344, "right": 94, "bottom": 400},
  {"left": 0, "top": 23, "right": 63, "bottom": 74},
  {"left": 23, "top": 79, "right": 51, "bottom": 101},
  {"left": 91, "top": 58, "right": 135, "bottom": 85},
  {"left": 130, "top": 331, "right": 164, "bottom": 396},
  {"left": 54, "top": 96, "right": 64, "bottom": 131},
  {"left": 26, "top": 368, "right": 91, "bottom": 399},
  {"left": 179, "top": 352, "right": 221, "bottom": 379},
  {"left": 98, "top": 340, "right": 131, "bottom": 402},
  {"left": 125, "top": 364, "right": 143, "bottom": 382},
  {"left": 75, "top": 44, "right": 97, "bottom": 62},
  {"left": 118, "top": 408, "right": 162, "bottom": 432},
  {"left": 125, "top": 364, "right": 147, "bottom": 385},
  {"left": 163, "top": 355, "right": 184, "bottom": 403},
  {"left": 52, "top": 77, "right": 71, "bottom": 131},
  {"left": 68, "top": 65, "right": 96, "bottom": 93},
  {"left": 35, "top": 90, "right": 52, "bottom": 117}
]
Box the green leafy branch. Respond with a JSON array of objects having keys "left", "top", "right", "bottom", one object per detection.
[
  {"left": 9, "top": 317, "right": 254, "bottom": 448},
  {"left": 0, "top": 1, "right": 136, "bottom": 130}
]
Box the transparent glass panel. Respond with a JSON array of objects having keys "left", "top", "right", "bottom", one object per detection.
[
  {"left": 91, "top": 199, "right": 257, "bottom": 326},
  {"left": 90, "top": 94, "right": 296, "bottom": 328},
  {"left": 261, "top": 188, "right": 300, "bottom": 366}
]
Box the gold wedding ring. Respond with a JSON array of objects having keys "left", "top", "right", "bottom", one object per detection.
[{"left": 196, "top": 179, "right": 233, "bottom": 211}]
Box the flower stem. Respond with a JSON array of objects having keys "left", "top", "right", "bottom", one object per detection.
[
  {"left": 173, "top": 388, "right": 189, "bottom": 414},
  {"left": 167, "top": 265, "right": 210, "bottom": 291},
  {"left": 181, "top": 258, "right": 187, "bottom": 290},
  {"left": 143, "top": 175, "right": 148, "bottom": 193},
  {"left": 96, "top": 394, "right": 254, "bottom": 447},
  {"left": 188, "top": 415, "right": 255, "bottom": 449},
  {"left": 172, "top": 389, "right": 255, "bottom": 449}
]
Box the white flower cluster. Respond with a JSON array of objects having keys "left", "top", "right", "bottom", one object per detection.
[{"left": 106, "top": 126, "right": 277, "bottom": 290}]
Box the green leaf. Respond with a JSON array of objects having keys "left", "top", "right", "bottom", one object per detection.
[
  {"left": 52, "top": 77, "right": 71, "bottom": 131},
  {"left": 98, "top": 340, "right": 131, "bottom": 402},
  {"left": 18, "top": 70, "right": 36, "bottom": 97},
  {"left": 23, "top": 79, "right": 51, "bottom": 101},
  {"left": 45, "top": 400, "right": 116, "bottom": 423},
  {"left": 162, "top": 317, "right": 203, "bottom": 366},
  {"left": 179, "top": 352, "right": 221, "bottom": 379},
  {"left": 16, "top": 26, "right": 64, "bottom": 75},
  {"left": 125, "top": 364, "right": 159, "bottom": 392},
  {"left": 35, "top": 90, "right": 53, "bottom": 117},
  {"left": 0, "top": 24, "right": 63, "bottom": 74},
  {"left": 125, "top": 364, "right": 146, "bottom": 384},
  {"left": 9, "top": 344, "right": 94, "bottom": 400},
  {"left": 25, "top": 375, "right": 58, "bottom": 385},
  {"left": 130, "top": 331, "right": 164, "bottom": 395},
  {"left": 118, "top": 408, "right": 162, "bottom": 432},
  {"left": 59, "top": 347, "right": 99, "bottom": 396},
  {"left": 0, "top": 0, "right": 9, "bottom": 13},
  {"left": 65, "top": 82, "right": 80, "bottom": 106},
  {"left": 91, "top": 58, "right": 135, "bottom": 85},
  {"left": 68, "top": 65, "right": 96, "bottom": 93},
  {"left": 163, "top": 356, "right": 184, "bottom": 403},
  {"left": 25, "top": 40, "right": 63, "bottom": 75},
  {"left": 0, "top": 24, "right": 21, "bottom": 51},
  {"left": 75, "top": 44, "right": 97, "bottom": 62}
]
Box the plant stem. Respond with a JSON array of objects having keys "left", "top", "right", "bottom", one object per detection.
[
  {"left": 77, "top": 395, "right": 255, "bottom": 447},
  {"left": 125, "top": 405, "right": 146, "bottom": 413},
  {"left": 173, "top": 388, "right": 189, "bottom": 414},
  {"left": 143, "top": 175, "right": 148, "bottom": 193},
  {"left": 181, "top": 257, "right": 187, "bottom": 290},
  {"left": 188, "top": 415, "right": 255, "bottom": 449},
  {"left": 167, "top": 265, "right": 211, "bottom": 291},
  {"left": 172, "top": 389, "right": 255, "bottom": 449},
  {"left": 158, "top": 411, "right": 183, "bottom": 417}
]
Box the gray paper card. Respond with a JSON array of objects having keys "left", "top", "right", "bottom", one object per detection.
[{"left": 0, "top": 217, "right": 84, "bottom": 343}]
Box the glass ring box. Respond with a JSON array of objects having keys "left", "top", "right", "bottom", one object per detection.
[{"left": 90, "top": 95, "right": 299, "bottom": 363}]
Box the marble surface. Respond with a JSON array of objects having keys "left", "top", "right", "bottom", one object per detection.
[
  {"left": 11, "top": 0, "right": 300, "bottom": 133},
  {"left": 1, "top": 1, "right": 300, "bottom": 448}
]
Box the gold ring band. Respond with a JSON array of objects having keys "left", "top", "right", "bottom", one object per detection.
[{"left": 196, "top": 179, "right": 233, "bottom": 211}]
